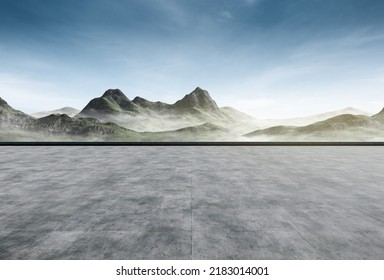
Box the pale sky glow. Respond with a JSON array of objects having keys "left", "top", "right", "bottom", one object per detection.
[{"left": 1, "top": 0, "right": 384, "bottom": 118}]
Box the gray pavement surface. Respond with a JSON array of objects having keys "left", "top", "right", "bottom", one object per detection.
[{"left": 0, "top": 146, "right": 384, "bottom": 259}]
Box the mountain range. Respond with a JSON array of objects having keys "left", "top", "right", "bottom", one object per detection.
[
  {"left": 1, "top": 87, "right": 384, "bottom": 141},
  {"left": 76, "top": 87, "right": 232, "bottom": 132},
  {"left": 0, "top": 88, "right": 236, "bottom": 141}
]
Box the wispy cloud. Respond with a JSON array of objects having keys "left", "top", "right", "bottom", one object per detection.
[
  {"left": 244, "top": 0, "right": 262, "bottom": 5},
  {"left": 220, "top": 11, "right": 233, "bottom": 20}
]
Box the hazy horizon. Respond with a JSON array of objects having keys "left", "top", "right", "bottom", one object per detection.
[{"left": 1, "top": 0, "right": 384, "bottom": 118}]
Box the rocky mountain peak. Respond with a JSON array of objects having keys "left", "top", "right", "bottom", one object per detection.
[
  {"left": 174, "top": 87, "right": 220, "bottom": 112},
  {"left": 78, "top": 89, "right": 140, "bottom": 116},
  {"left": 189, "top": 87, "right": 211, "bottom": 98},
  {"left": 102, "top": 89, "right": 129, "bottom": 102}
]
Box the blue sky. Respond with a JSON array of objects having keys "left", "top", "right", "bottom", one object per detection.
[{"left": 1, "top": 0, "right": 384, "bottom": 118}]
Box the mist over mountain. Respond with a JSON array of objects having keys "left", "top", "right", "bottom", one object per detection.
[
  {"left": 33, "top": 114, "right": 136, "bottom": 137},
  {"left": 245, "top": 111, "right": 384, "bottom": 141},
  {"left": 78, "top": 87, "right": 225, "bottom": 116},
  {"left": 0, "top": 91, "right": 239, "bottom": 141},
  {"left": 0, "top": 97, "right": 141, "bottom": 140},
  {"left": 140, "top": 122, "right": 234, "bottom": 141},
  {"left": 1, "top": 88, "right": 384, "bottom": 141},
  {"left": 31, "top": 107, "right": 80, "bottom": 118},
  {"left": 76, "top": 87, "right": 233, "bottom": 132},
  {"left": 266, "top": 107, "right": 372, "bottom": 127}
]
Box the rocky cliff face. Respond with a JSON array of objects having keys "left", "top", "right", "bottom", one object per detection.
[
  {"left": 33, "top": 114, "right": 131, "bottom": 136},
  {"left": 0, "top": 97, "right": 136, "bottom": 138},
  {"left": 0, "top": 97, "right": 35, "bottom": 128}
]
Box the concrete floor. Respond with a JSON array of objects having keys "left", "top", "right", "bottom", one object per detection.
[{"left": 0, "top": 146, "right": 384, "bottom": 259}]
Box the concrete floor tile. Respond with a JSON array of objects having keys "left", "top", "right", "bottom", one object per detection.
[
  {"left": 193, "top": 207, "right": 294, "bottom": 232},
  {"left": 299, "top": 230, "right": 384, "bottom": 259},
  {"left": 0, "top": 212, "right": 102, "bottom": 232},
  {"left": 281, "top": 208, "right": 384, "bottom": 232},
  {"left": 58, "top": 228, "right": 192, "bottom": 260},
  {"left": 192, "top": 229, "right": 320, "bottom": 260},
  {"left": 0, "top": 230, "right": 85, "bottom": 259},
  {"left": 92, "top": 208, "right": 191, "bottom": 231}
]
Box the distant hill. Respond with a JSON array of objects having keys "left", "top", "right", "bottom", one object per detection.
[
  {"left": 262, "top": 107, "right": 372, "bottom": 127},
  {"left": 245, "top": 110, "right": 384, "bottom": 141},
  {"left": 31, "top": 107, "right": 80, "bottom": 118},
  {"left": 142, "top": 122, "right": 233, "bottom": 141},
  {"left": 173, "top": 122, "right": 227, "bottom": 133},
  {"left": 297, "top": 114, "right": 381, "bottom": 133}
]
